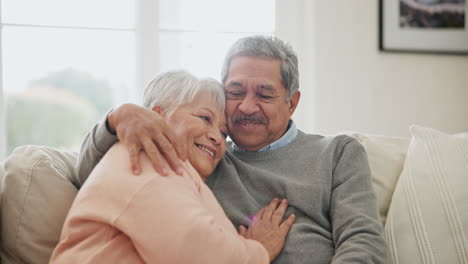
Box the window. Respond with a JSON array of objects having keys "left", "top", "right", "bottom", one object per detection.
[
  {"left": 156, "top": 0, "right": 275, "bottom": 79},
  {"left": 0, "top": 0, "right": 275, "bottom": 158},
  {"left": 1, "top": 0, "right": 136, "bottom": 156}
]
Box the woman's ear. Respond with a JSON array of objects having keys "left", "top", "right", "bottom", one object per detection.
[{"left": 152, "top": 105, "right": 167, "bottom": 117}]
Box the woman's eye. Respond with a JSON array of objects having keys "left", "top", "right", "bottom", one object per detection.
[
  {"left": 221, "top": 131, "right": 228, "bottom": 139},
  {"left": 199, "top": 115, "right": 210, "bottom": 122}
]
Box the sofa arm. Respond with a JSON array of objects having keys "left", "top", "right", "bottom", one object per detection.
[{"left": 0, "top": 145, "right": 78, "bottom": 264}]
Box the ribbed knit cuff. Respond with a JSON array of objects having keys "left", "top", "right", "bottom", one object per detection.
[{"left": 95, "top": 111, "right": 119, "bottom": 154}]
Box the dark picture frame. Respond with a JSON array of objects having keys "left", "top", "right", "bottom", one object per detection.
[{"left": 379, "top": 0, "right": 468, "bottom": 54}]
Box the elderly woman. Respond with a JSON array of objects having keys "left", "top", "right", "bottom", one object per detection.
[{"left": 50, "top": 71, "right": 295, "bottom": 264}]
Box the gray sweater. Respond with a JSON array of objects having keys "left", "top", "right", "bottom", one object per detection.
[{"left": 76, "top": 120, "right": 389, "bottom": 263}]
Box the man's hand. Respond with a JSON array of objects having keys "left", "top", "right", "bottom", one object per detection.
[
  {"left": 107, "top": 103, "right": 186, "bottom": 176},
  {"left": 238, "top": 198, "right": 296, "bottom": 262}
]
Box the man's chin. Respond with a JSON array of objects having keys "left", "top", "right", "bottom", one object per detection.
[{"left": 231, "top": 137, "right": 267, "bottom": 151}]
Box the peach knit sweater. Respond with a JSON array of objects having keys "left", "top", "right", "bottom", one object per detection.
[{"left": 50, "top": 143, "right": 268, "bottom": 264}]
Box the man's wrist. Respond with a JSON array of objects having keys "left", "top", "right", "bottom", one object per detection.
[{"left": 105, "top": 114, "right": 117, "bottom": 136}]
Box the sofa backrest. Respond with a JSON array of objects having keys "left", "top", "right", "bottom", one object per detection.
[
  {"left": 346, "top": 133, "right": 410, "bottom": 224},
  {"left": 0, "top": 145, "right": 78, "bottom": 264}
]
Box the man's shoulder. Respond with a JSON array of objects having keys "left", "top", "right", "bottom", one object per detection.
[
  {"left": 294, "top": 131, "right": 367, "bottom": 164},
  {"left": 297, "top": 130, "right": 358, "bottom": 149}
]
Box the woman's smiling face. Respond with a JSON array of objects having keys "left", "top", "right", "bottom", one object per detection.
[{"left": 164, "top": 91, "right": 227, "bottom": 180}]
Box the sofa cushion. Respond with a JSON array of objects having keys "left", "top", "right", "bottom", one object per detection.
[
  {"left": 348, "top": 133, "right": 410, "bottom": 224},
  {"left": 1, "top": 146, "right": 78, "bottom": 264},
  {"left": 385, "top": 125, "right": 468, "bottom": 264}
]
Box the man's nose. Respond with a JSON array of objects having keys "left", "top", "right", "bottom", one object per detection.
[{"left": 238, "top": 95, "right": 260, "bottom": 115}]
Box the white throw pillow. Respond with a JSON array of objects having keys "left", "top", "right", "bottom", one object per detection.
[
  {"left": 348, "top": 133, "right": 410, "bottom": 224},
  {"left": 385, "top": 125, "right": 468, "bottom": 264}
]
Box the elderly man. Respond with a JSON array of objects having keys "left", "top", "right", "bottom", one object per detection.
[{"left": 77, "top": 35, "right": 388, "bottom": 263}]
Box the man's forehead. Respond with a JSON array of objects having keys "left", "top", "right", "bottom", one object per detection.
[
  {"left": 226, "top": 77, "right": 276, "bottom": 87},
  {"left": 225, "top": 78, "right": 284, "bottom": 92}
]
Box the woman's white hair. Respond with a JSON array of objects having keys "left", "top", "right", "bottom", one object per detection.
[{"left": 143, "top": 70, "right": 225, "bottom": 116}]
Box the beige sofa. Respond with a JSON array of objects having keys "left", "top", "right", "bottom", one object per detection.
[{"left": 1, "top": 125, "right": 467, "bottom": 264}]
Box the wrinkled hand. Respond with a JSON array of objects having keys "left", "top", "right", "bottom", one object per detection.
[
  {"left": 238, "top": 198, "right": 296, "bottom": 262},
  {"left": 108, "top": 103, "right": 186, "bottom": 176}
]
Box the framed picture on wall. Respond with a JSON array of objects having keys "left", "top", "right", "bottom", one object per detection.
[{"left": 380, "top": 0, "right": 468, "bottom": 54}]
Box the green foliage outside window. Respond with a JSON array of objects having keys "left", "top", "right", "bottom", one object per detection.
[
  {"left": 7, "top": 68, "right": 113, "bottom": 154},
  {"left": 31, "top": 68, "right": 113, "bottom": 117}
]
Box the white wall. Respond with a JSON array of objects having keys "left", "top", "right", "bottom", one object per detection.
[
  {"left": 280, "top": 0, "right": 468, "bottom": 137},
  {"left": 0, "top": 5, "right": 4, "bottom": 158},
  {"left": 276, "top": 0, "right": 316, "bottom": 136}
]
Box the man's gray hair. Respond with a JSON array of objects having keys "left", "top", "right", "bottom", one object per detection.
[
  {"left": 143, "top": 70, "right": 225, "bottom": 115},
  {"left": 221, "top": 35, "right": 299, "bottom": 100}
]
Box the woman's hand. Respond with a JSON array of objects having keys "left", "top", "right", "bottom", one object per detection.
[
  {"left": 107, "top": 103, "right": 186, "bottom": 176},
  {"left": 238, "top": 198, "right": 296, "bottom": 262}
]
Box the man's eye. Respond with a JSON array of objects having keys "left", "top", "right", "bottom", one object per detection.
[
  {"left": 226, "top": 91, "right": 244, "bottom": 97},
  {"left": 258, "top": 94, "right": 273, "bottom": 99}
]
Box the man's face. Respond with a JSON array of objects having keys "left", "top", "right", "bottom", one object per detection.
[{"left": 224, "top": 56, "right": 300, "bottom": 151}]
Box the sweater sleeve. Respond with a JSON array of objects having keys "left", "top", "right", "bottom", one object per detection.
[
  {"left": 75, "top": 112, "right": 118, "bottom": 187},
  {"left": 114, "top": 165, "right": 269, "bottom": 264},
  {"left": 329, "top": 138, "right": 389, "bottom": 263}
]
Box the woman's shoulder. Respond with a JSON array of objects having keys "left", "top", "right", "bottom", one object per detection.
[
  {"left": 74, "top": 143, "right": 159, "bottom": 220},
  {"left": 68, "top": 143, "right": 202, "bottom": 220},
  {"left": 96, "top": 143, "right": 201, "bottom": 192}
]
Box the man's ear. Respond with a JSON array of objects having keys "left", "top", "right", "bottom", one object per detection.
[{"left": 288, "top": 91, "right": 301, "bottom": 116}]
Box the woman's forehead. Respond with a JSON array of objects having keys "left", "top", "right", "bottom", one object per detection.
[{"left": 192, "top": 92, "right": 223, "bottom": 109}]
